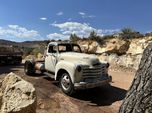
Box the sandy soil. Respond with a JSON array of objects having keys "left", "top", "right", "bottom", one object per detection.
[{"left": 0, "top": 64, "right": 135, "bottom": 113}]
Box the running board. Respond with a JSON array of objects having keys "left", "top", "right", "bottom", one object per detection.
[{"left": 44, "top": 72, "right": 55, "bottom": 79}]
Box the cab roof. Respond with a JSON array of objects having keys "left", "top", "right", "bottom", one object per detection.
[{"left": 48, "top": 41, "right": 77, "bottom": 46}]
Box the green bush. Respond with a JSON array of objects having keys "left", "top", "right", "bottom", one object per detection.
[
  {"left": 120, "top": 28, "right": 143, "bottom": 39},
  {"left": 70, "top": 34, "right": 81, "bottom": 42},
  {"left": 88, "top": 31, "right": 105, "bottom": 44}
]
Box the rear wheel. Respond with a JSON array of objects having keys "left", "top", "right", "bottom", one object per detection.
[
  {"left": 24, "top": 61, "right": 35, "bottom": 75},
  {"left": 59, "top": 72, "right": 75, "bottom": 95}
]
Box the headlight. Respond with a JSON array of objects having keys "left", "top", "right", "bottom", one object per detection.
[{"left": 76, "top": 65, "right": 82, "bottom": 72}]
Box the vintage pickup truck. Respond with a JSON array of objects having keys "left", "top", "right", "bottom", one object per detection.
[{"left": 24, "top": 42, "right": 112, "bottom": 95}]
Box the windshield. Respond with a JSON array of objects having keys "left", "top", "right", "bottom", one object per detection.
[{"left": 58, "top": 44, "right": 82, "bottom": 53}]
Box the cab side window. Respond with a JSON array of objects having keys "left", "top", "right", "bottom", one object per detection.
[{"left": 48, "top": 45, "right": 57, "bottom": 53}]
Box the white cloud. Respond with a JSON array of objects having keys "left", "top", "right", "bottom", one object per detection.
[
  {"left": 0, "top": 25, "right": 41, "bottom": 39},
  {"left": 97, "top": 29, "right": 120, "bottom": 36},
  {"left": 40, "top": 17, "right": 47, "bottom": 20},
  {"left": 79, "top": 12, "right": 86, "bottom": 16},
  {"left": 52, "top": 22, "right": 95, "bottom": 37},
  {"left": 50, "top": 21, "right": 119, "bottom": 40},
  {"left": 56, "top": 11, "right": 63, "bottom": 16},
  {"left": 47, "top": 33, "right": 69, "bottom": 40},
  {"left": 78, "top": 12, "right": 95, "bottom": 19}
]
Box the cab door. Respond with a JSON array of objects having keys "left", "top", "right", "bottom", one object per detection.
[{"left": 45, "top": 45, "right": 57, "bottom": 73}]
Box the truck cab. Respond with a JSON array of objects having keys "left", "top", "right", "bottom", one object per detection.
[{"left": 45, "top": 42, "right": 82, "bottom": 73}]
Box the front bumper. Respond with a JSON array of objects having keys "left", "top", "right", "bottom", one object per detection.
[{"left": 74, "top": 76, "right": 112, "bottom": 90}]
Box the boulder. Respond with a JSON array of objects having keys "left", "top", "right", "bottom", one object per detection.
[
  {"left": 127, "top": 37, "right": 152, "bottom": 55},
  {"left": 117, "top": 54, "right": 142, "bottom": 70},
  {"left": 0, "top": 72, "right": 37, "bottom": 113},
  {"left": 96, "top": 38, "right": 130, "bottom": 55},
  {"left": 104, "top": 38, "right": 130, "bottom": 55}
]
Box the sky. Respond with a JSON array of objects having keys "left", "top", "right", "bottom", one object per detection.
[{"left": 0, "top": 0, "right": 152, "bottom": 42}]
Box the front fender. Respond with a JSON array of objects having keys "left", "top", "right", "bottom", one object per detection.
[{"left": 55, "top": 61, "right": 76, "bottom": 83}]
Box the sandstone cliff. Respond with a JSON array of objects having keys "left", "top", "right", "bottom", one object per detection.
[{"left": 77, "top": 36, "right": 152, "bottom": 70}]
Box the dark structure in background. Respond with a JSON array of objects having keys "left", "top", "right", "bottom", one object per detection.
[{"left": 0, "top": 46, "right": 22, "bottom": 65}]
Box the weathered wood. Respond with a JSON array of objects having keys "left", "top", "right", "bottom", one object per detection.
[{"left": 119, "top": 43, "right": 152, "bottom": 113}]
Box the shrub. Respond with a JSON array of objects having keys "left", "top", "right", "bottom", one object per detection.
[
  {"left": 120, "top": 28, "right": 143, "bottom": 39},
  {"left": 70, "top": 34, "right": 81, "bottom": 42}
]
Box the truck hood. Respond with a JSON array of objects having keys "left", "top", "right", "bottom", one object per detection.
[{"left": 58, "top": 52, "right": 100, "bottom": 66}]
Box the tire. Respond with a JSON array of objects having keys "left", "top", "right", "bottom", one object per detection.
[
  {"left": 24, "top": 60, "right": 35, "bottom": 75},
  {"left": 59, "top": 72, "right": 75, "bottom": 95}
]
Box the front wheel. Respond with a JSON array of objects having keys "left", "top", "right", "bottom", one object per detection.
[{"left": 59, "top": 72, "right": 75, "bottom": 95}]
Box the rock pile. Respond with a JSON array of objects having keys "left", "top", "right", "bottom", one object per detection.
[{"left": 98, "top": 53, "right": 142, "bottom": 70}]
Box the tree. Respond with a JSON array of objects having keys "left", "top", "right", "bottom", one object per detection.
[
  {"left": 88, "top": 31, "right": 97, "bottom": 40},
  {"left": 22, "top": 47, "right": 33, "bottom": 56},
  {"left": 120, "top": 28, "right": 143, "bottom": 39},
  {"left": 88, "top": 31, "right": 104, "bottom": 44},
  {"left": 31, "top": 48, "right": 40, "bottom": 57},
  {"left": 69, "top": 34, "right": 80, "bottom": 42},
  {"left": 119, "top": 43, "right": 152, "bottom": 113}
]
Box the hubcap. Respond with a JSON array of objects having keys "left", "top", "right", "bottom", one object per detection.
[{"left": 61, "top": 73, "right": 71, "bottom": 91}]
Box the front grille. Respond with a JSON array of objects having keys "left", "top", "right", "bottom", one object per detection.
[{"left": 82, "top": 64, "right": 107, "bottom": 78}]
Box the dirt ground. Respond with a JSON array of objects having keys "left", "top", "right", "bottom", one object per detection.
[{"left": 0, "top": 64, "right": 135, "bottom": 113}]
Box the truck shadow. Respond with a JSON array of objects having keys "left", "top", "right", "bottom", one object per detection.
[
  {"left": 38, "top": 75, "right": 127, "bottom": 106},
  {"left": 72, "top": 85, "right": 127, "bottom": 106}
]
